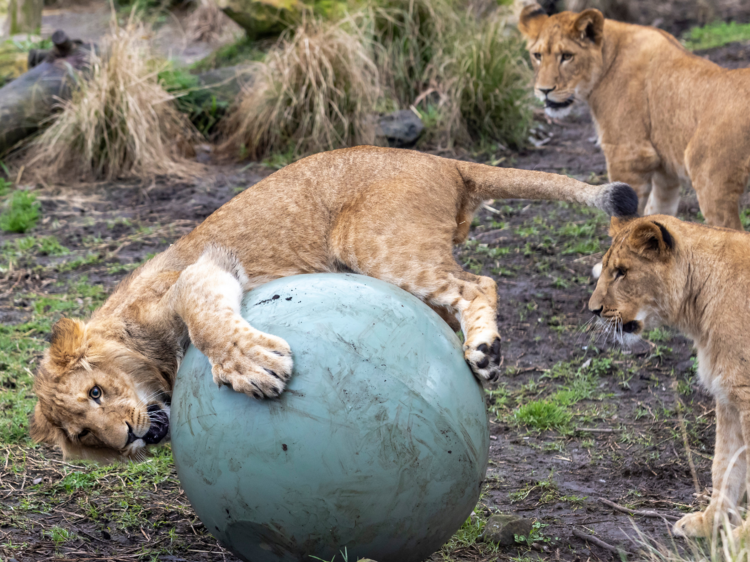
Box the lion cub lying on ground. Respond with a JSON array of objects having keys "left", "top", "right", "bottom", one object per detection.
[
  {"left": 519, "top": 4, "right": 750, "bottom": 230},
  {"left": 31, "top": 146, "right": 636, "bottom": 462},
  {"left": 589, "top": 215, "right": 750, "bottom": 539}
]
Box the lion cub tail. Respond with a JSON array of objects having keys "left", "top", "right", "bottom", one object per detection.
[{"left": 456, "top": 161, "right": 638, "bottom": 217}]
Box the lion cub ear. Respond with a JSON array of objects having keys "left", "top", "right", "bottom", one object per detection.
[
  {"left": 629, "top": 221, "right": 674, "bottom": 258},
  {"left": 518, "top": 3, "right": 548, "bottom": 40},
  {"left": 573, "top": 9, "right": 604, "bottom": 46},
  {"left": 49, "top": 318, "right": 88, "bottom": 371}
]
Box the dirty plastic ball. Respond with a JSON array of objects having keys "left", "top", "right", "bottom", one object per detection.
[{"left": 171, "top": 273, "right": 489, "bottom": 562}]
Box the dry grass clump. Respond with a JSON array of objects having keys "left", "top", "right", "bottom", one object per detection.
[
  {"left": 220, "top": 0, "right": 532, "bottom": 160},
  {"left": 441, "top": 16, "right": 533, "bottom": 149},
  {"left": 26, "top": 19, "right": 200, "bottom": 182},
  {"left": 219, "top": 15, "right": 380, "bottom": 160}
]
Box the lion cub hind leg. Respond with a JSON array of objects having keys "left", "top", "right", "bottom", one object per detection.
[
  {"left": 674, "top": 402, "right": 745, "bottom": 538},
  {"left": 170, "top": 247, "right": 293, "bottom": 399}
]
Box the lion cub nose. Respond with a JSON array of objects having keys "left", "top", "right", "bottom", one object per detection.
[
  {"left": 590, "top": 306, "right": 603, "bottom": 317},
  {"left": 539, "top": 86, "right": 555, "bottom": 95}
]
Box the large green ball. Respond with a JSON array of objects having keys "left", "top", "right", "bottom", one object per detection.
[{"left": 171, "top": 274, "right": 489, "bottom": 562}]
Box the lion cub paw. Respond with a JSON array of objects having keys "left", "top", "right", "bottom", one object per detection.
[
  {"left": 210, "top": 329, "right": 293, "bottom": 399},
  {"left": 673, "top": 512, "right": 712, "bottom": 538},
  {"left": 464, "top": 334, "right": 501, "bottom": 382}
]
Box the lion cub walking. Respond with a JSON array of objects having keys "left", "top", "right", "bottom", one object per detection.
[
  {"left": 589, "top": 215, "right": 750, "bottom": 538},
  {"left": 519, "top": 4, "right": 750, "bottom": 230}
]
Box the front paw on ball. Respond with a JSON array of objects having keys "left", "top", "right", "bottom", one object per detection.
[
  {"left": 464, "top": 337, "right": 501, "bottom": 382},
  {"left": 210, "top": 334, "right": 293, "bottom": 399}
]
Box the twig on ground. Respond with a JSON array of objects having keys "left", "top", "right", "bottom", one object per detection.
[
  {"left": 572, "top": 528, "right": 631, "bottom": 556},
  {"left": 575, "top": 428, "right": 619, "bottom": 433},
  {"left": 599, "top": 498, "right": 680, "bottom": 521}
]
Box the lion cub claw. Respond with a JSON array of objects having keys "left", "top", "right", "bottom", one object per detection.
[
  {"left": 464, "top": 336, "right": 502, "bottom": 382},
  {"left": 210, "top": 329, "right": 293, "bottom": 399}
]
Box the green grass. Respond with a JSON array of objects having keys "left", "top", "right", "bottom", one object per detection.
[
  {"left": 191, "top": 38, "right": 266, "bottom": 72},
  {"left": 684, "top": 21, "right": 750, "bottom": 51},
  {"left": 515, "top": 400, "right": 571, "bottom": 432},
  {"left": 0, "top": 191, "right": 40, "bottom": 233},
  {"left": 159, "top": 68, "right": 231, "bottom": 136}
]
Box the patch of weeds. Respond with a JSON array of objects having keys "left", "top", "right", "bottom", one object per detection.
[
  {"left": 56, "top": 253, "right": 103, "bottom": 272},
  {"left": 44, "top": 525, "right": 74, "bottom": 546},
  {"left": 562, "top": 238, "right": 601, "bottom": 255},
  {"left": 0, "top": 191, "right": 40, "bottom": 233},
  {"left": 645, "top": 326, "right": 671, "bottom": 342},
  {"left": 684, "top": 21, "right": 750, "bottom": 50},
  {"left": 515, "top": 400, "right": 571, "bottom": 432},
  {"left": 515, "top": 226, "right": 539, "bottom": 238},
  {"left": 486, "top": 385, "right": 510, "bottom": 417},
  {"left": 491, "top": 266, "right": 516, "bottom": 277}
]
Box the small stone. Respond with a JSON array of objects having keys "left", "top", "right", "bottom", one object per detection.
[
  {"left": 32, "top": 477, "right": 42, "bottom": 485},
  {"left": 480, "top": 514, "right": 534, "bottom": 546},
  {"left": 376, "top": 110, "right": 424, "bottom": 147}
]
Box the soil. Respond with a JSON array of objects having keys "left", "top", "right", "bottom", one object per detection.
[{"left": 2, "top": 10, "right": 750, "bottom": 562}]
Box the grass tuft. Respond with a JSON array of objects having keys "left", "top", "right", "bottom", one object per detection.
[
  {"left": 221, "top": 0, "right": 533, "bottom": 160},
  {"left": 219, "top": 15, "right": 381, "bottom": 160},
  {"left": 25, "top": 17, "right": 200, "bottom": 182},
  {"left": 0, "top": 191, "right": 40, "bottom": 233},
  {"left": 515, "top": 400, "right": 572, "bottom": 432}
]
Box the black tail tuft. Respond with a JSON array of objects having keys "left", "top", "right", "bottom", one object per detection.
[{"left": 603, "top": 182, "right": 639, "bottom": 217}]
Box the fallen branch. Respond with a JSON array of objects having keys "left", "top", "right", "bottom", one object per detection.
[
  {"left": 572, "top": 528, "right": 631, "bottom": 556},
  {"left": 599, "top": 498, "right": 680, "bottom": 522},
  {"left": 575, "top": 428, "right": 619, "bottom": 433}
]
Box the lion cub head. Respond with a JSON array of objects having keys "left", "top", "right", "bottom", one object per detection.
[
  {"left": 31, "top": 318, "right": 172, "bottom": 462},
  {"left": 589, "top": 216, "right": 676, "bottom": 343},
  {"left": 518, "top": 4, "right": 605, "bottom": 118}
]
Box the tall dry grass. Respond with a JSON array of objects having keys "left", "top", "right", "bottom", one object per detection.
[
  {"left": 220, "top": 0, "right": 533, "bottom": 160},
  {"left": 219, "top": 15, "right": 381, "bottom": 159},
  {"left": 26, "top": 17, "right": 200, "bottom": 181}
]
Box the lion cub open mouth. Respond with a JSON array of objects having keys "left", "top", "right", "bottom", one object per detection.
[{"left": 142, "top": 405, "right": 170, "bottom": 445}]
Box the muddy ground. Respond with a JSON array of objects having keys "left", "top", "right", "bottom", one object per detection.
[{"left": 2, "top": 24, "right": 750, "bottom": 562}]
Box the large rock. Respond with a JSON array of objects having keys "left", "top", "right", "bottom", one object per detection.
[
  {"left": 215, "top": 0, "right": 299, "bottom": 40},
  {"left": 376, "top": 109, "right": 424, "bottom": 148},
  {"left": 480, "top": 514, "right": 534, "bottom": 546}
]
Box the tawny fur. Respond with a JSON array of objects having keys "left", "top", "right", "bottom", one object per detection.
[
  {"left": 31, "top": 146, "right": 636, "bottom": 462},
  {"left": 589, "top": 215, "right": 750, "bottom": 539},
  {"left": 519, "top": 4, "right": 750, "bottom": 229}
]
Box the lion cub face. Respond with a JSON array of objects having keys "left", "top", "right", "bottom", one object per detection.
[
  {"left": 518, "top": 4, "right": 605, "bottom": 118},
  {"left": 30, "top": 318, "right": 171, "bottom": 462},
  {"left": 589, "top": 217, "right": 676, "bottom": 342}
]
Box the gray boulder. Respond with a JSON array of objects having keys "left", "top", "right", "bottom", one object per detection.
[{"left": 376, "top": 109, "right": 424, "bottom": 148}]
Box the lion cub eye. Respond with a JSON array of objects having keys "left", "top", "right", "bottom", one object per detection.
[
  {"left": 89, "top": 386, "right": 102, "bottom": 402},
  {"left": 613, "top": 268, "right": 626, "bottom": 280},
  {"left": 532, "top": 52, "right": 542, "bottom": 61},
  {"left": 78, "top": 428, "right": 90, "bottom": 439},
  {"left": 561, "top": 53, "right": 573, "bottom": 62}
]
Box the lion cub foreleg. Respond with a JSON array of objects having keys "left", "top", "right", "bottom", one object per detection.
[
  {"left": 674, "top": 402, "right": 746, "bottom": 538},
  {"left": 169, "top": 247, "right": 293, "bottom": 399}
]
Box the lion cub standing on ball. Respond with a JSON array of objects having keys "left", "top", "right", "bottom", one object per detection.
[
  {"left": 519, "top": 4, "right": 750, "bottom": 230},
  {"left": 31, "top": 146, "right": 637, "bottom": 463},
  {"left": 590, "top": 215, "right": 750, "bottom": 539}
]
